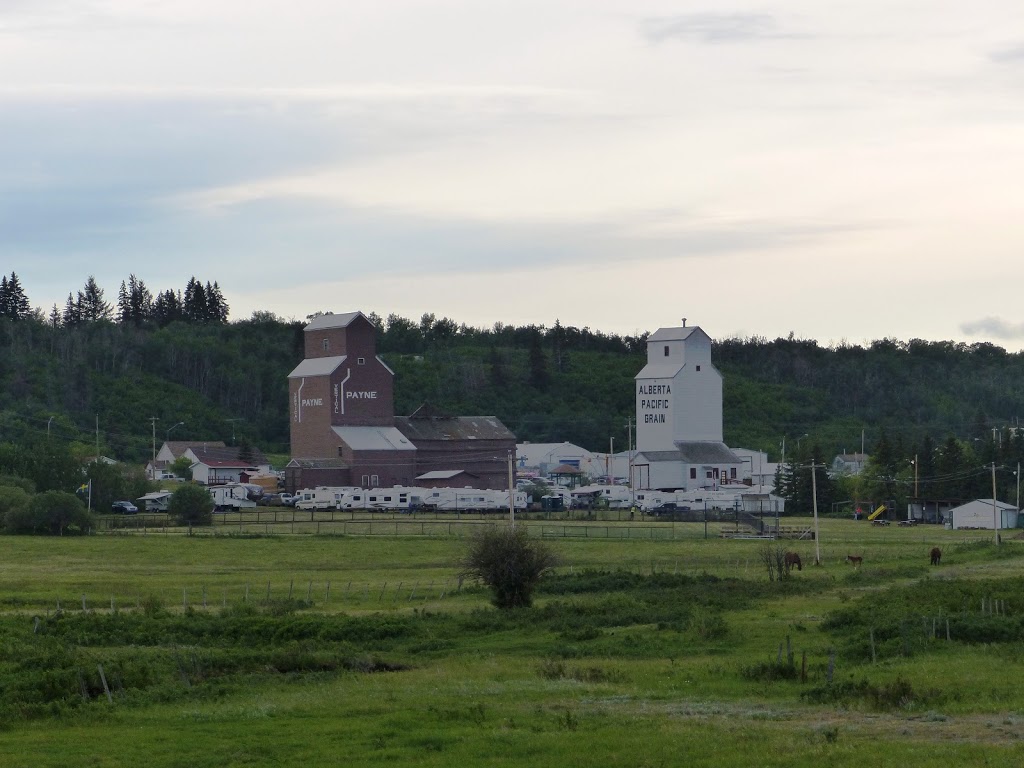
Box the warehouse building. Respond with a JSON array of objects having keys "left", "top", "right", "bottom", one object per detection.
[{"left": 285, "top": 312, "right": 514, "bottom": 492}]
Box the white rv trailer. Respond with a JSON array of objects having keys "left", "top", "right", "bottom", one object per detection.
[
  {"left": 295, "top": 486, "right": 359, "bottom": 510},
  {"left": 570, "top": 484, "right": 632, "bottom": 509},
  {"left": 418, "top": 487, "right": 528, "bottom": 512},
  {"left": 209, "top": 483, "right": 257, "bottom": 511}
]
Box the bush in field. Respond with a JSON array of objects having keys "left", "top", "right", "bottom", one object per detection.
[
  {"left": 5, "top": 490, "right": 92, "bottom": 535},
  {"left": 459, "top": 525, "right": 558, "bottom": 609},
  {"left": 0, "top": 485, "right": 32, "bottom": 531},
  {"left": 169, "top": 483, "right": 214, "bottom": 527}
]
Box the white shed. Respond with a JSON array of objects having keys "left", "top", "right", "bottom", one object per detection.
[{"left": 947, "top": 499, "right": 1018, "bottom": 530}]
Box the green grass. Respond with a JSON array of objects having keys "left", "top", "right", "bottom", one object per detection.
[{"left": 1, "top": 519, "right": 1023, "bottom": 766}]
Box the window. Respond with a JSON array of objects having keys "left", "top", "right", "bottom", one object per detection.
[
  {"left": 357, "top": 357, "right": 366, "bottom": 365},
  {"left": 664, "top": 345, "right": 670, "bottom": 357},
  {"left": 730, "top": 468, "right": 737, "bottom": 479},
  {"left": 322, "top": 338, "right": 329, "bottom": 351},
  {"left": 338, "top": 447, "right": 344, "bottom": 457},
  {"left": 690, "top": 468, "right": 697, "bottom": 479},
  {"left": 371, "top": 474, "right": 379, "bottom": 486},
  {"left": 696, "top": 365, "right": 701, "bottom": 371}
]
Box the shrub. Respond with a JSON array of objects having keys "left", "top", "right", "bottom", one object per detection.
[
  {"left": 458, "top": 526, "right": 558, "bottom": 609},
  {"left": 169, "top": 483, "right": 214, "bottom": 527},
  {"left": 5, "top": 490, "right": 92, "bottom": 535}
]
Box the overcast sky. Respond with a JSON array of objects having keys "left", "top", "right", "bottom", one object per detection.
[{"left": 3, "top": 1, "right": 1024, "bottom": 348}]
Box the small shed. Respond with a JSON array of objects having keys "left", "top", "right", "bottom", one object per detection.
[{"left": 947, "top": 499, "right": 1019, "bottom": 530}]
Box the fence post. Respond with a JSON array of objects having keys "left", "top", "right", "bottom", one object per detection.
[{"left": 98, "top": 664, "right": 113, "bottom": 703}]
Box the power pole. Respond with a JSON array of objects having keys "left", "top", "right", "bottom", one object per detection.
[
  {"left": 810, "top": 462, "right": 822, "bottom": 565},
  {"left": 149, "top": 417, "right": 158, "bottom": 480},
  {"left": 992, "top": 462, "right": 999, "bottom": 545},
  {"left": 626, "top": 417, "right": 634, "bottom": 506},
  {"left": 226, "top": 418, "right": 243, "bottom": 446},
  {"left": 507, "top": 451, "right": 515, "bottom": 527}
]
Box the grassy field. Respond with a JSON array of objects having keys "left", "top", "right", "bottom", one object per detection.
[{"left": 1, "top": 519, "right": 1022, "bottom": 767}]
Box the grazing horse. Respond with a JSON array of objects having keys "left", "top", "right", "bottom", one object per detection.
[
  {"left": 784, "top": 552, "right": 802, "bottom": 573},
  {"left": 846, "top": 554, "right": 863, "bottom": 567},
  {"left": 930, "top": 547, "right": 942, "bottom": 566}
]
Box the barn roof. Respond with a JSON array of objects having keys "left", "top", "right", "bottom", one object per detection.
[{"left": 395, "top": 414, "right": 514, "bottom": 442}]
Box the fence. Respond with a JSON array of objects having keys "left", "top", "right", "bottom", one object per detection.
[{"left": 95, "top": 505, "right": 785, "bottom": 540}]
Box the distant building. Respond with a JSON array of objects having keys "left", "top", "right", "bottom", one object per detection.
[
  {"left": 285, "top": 312, "right": 515, "bottom": 492},
  {"left": 632, "top": 321, "right": 741, "bottom": 491},
  {"left": 516, "top": 442, "right": 596, "bottom": 478},
  {"left": 947, "top": 499, "right": 1018, "bottom": 530},
  {"left": 832, "top": 453, "right": 869, "bottom": 476}
]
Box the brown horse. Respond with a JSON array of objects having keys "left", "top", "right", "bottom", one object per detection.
[
  {"left": 930, "top": 547, "right": 942, "bottom": 566},
  {"left": 846, "top": 554, "right": 863, "bottom": 567},
  {"left": 784, "top": 552, "right": 802, "bottom": 573}
]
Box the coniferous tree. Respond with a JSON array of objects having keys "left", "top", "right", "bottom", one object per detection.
[
  {"left": 48, "top": 304, "right": 61, "bottom": 328},
  {"left": 117, "top": 274, "right": 153, "bottom": 326},
  {"left": 183, "top": 277, "right": 208, "bottom": 322},
  {"left": 0, "top": 272, "right": 31, "bottom": 319},
  {"left": 61, "top": 292, "right": 81, "bottom": 327},
  {"left": 206, "top": 280, "right": 229, "bottom": 323},
  {"left": 77, "top": 275, "right": 112, "bottom": 321},
  {"left": 152, "top": 289, "right": 182, "bottom": 326},
  {"left": 528, "top": 331, "right": 550, "bottom": 390}
]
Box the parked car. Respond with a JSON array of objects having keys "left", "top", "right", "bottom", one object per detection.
[
  {"left": 279, "top": 493, "right": 297, "bottom": 507},
  {"left": 652, "top": 502, "right": 691, "bottom": 515},
  {"left": 111, "top": 500, "right": 138, "bottom": 514}
]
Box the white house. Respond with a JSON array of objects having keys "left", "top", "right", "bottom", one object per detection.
[
  {"left": 516, "top": 442, "right": 597, "bottom": 478},
  {"left": 947, "top": 499, "right": 1019, "bottom": 530},
  {"left": 832, "top": 453, "right": 869, "bottom": 476},
  {"left": 731, "top": 448, "right": 778, "bottom": 490}
]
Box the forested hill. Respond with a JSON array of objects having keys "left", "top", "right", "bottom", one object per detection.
[{"left": 2, "top": 306, "right": 1024, "bottom": 464}]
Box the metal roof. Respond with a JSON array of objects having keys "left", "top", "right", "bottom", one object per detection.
[
  {"left": 416, "top": 470, "right": 473, "bottom": 480},
  {"left": 635, "top": 362, "right": 683, "bottom": 379},
  {"left": 304, "top": 312, "right": 368, "bottom": 331},
  {"left": 395, "top": 414, "right": 515, "bottom": 442},
  {"left": 675, "top": 441, "right": 742, "bottom": 463},
  {"left": 637, "top": 442, "right": 741, "bottom": 464},
  {"left": 164, "top": 440, "right": 226, "bottom": 458},
  {"left": 288, "top": 355, "right": 346, "bottom": 378},
  {"left": 333, "top": 426, "right": 416, "bottom": 451},
  {"left": 648, "top": 326, "right": 701, "bottom": 342},
  {"left": 286, "top": 458, "right": 349, "bottom": 468}
]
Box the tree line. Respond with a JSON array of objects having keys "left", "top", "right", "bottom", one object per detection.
[{"left": 4, "top": 283, "right": 1024, "bottom": 482}]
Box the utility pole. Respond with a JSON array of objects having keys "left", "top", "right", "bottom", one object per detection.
[
  {"left": 226, "top": 418, "right": 243, "bottom": 446},
  {"left": 507, "top": 451, "right": 515, "bottom": 527},
  {"left": 810, "top": 462, "right": 822, "bottom": 565},
  {"left": 149, "top": 417, "right": 158, "bottom": 480},
  {"left": 992, "top": 462, "right": 1000, "bottom": 545},
  {"left": 626, "top": 417, "right": 634, "bottom": 507}
]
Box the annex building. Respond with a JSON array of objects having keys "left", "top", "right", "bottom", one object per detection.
[
  {"left": 632, "top": 321, "right": 742, "bottom": 491},
  {"left": 285, "top": 312, "right": 515, "bottom": 492}
]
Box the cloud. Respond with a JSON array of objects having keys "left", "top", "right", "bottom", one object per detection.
[
  {"left": 991, "top": 44, "right": 1024, "bottom": 64},
  {"left": 961, "top": 317, "right": 1024, "bottom": 340},
  {"left": 640, "top": 13, "right": 799, "bottom": 45}
]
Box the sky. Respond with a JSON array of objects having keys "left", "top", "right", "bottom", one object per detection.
[{"left": 3, "top": 1, "right": 1024, "bottom": 349}]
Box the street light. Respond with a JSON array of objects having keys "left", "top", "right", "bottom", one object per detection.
[{"left": 166, "top": 421, "right": 185, "bottom": 441}]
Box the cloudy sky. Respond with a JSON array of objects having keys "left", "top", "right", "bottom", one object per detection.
[{"left": 3, "top": 1, "right": 1024, "bottom": 348}]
